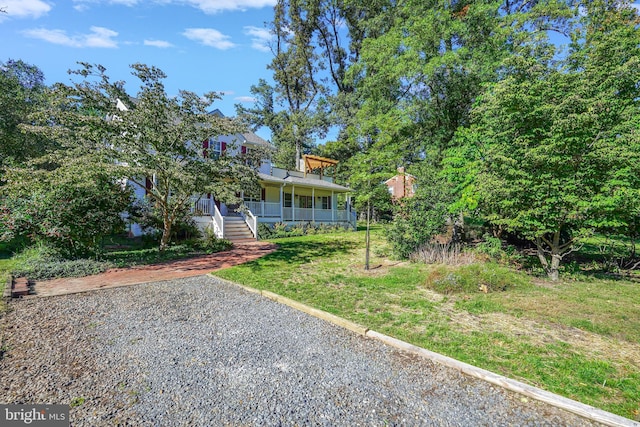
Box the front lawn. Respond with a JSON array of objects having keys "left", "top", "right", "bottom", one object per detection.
[{"left": 214, "top": 228, "right": 640, "bottom": 421}]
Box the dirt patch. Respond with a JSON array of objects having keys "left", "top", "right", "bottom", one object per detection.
[{"left": 28, "top": 241, "right": 277, "bottom": 298}]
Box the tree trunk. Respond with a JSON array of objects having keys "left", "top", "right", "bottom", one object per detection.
[
  {"left": 549, "top": 254, "right": 561, "bottom": 281},
  {"left": 535, "top": 234, "right": 563, "bottom": 281},
  {"left": 160, "top": 214, "right": 172, "bottom": 251}
]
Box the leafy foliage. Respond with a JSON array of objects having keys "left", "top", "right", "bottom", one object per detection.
[
  {"left": 452, "top": 1, "right": 640, "bottom": 279},
  {"left": 0, "top": 59, "right": 51, "bottom": 167},
  {"left": 50, "top": 63, "right": 261, "bottom": 250},
  {"left": 0, "top": 158, "right": 132, "bottom": 257}
]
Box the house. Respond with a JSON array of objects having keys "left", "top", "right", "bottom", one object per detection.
[
  {"left": 117, "top": 102, "right": 355, "bottom": 240},
  {"left": 384, "top": 167, "right": 416, "bottom": 200},
  {"left": 191, "top": 143, "right": 356, "bottom": 241},
  {"left": 125, "top": 108, "right": 355, "bottom": 241}
]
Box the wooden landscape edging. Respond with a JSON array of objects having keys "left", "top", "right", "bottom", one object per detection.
[
  {"left": 210, "top": 274, "right": 639, "bottom": 427},
  {"left": 365, "top": 330, "right": 638, "bottom": 427}
]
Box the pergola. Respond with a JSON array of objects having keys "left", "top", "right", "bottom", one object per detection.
[{"left": 302, "top": 154, "right": 339, "bottom": 178}]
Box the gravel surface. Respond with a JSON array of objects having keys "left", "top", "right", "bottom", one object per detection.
[{"left": 0, "top": 275, "right": 602, "bottom": 426}]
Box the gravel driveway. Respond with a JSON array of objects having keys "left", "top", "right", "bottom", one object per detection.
[{"left": 0, "top": 275, "right": 600, "bottom": 426}]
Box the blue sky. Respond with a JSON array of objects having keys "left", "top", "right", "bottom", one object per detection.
[{"left": 1, "top": 0, "right": 277, "bottom": 129}]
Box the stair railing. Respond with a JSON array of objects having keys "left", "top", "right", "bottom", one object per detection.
[
  {"left": 239, "top": 206, "right": 258, "bottom": 240},
  {"left": 212, "top": 204, "right": 224, "bottom": 238}
]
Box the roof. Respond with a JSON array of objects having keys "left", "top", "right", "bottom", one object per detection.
[
  {"left": 257, "top": 172, "right": 351, "bottom": 192},
  {"left": 384, "top": 172, "right": 417, "bottom": 185},
  {"left": 241, "top": 132, "right": 273, "bottom": 149}
]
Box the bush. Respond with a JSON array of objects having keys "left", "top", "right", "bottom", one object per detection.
[
  {"left": 13, "top": 258, "right": 112, "bottom": 281},
  {"left": 426, "top": 263, "right": 531, "bottom": 294},
  {"left": 128, "top": 199, "right": 200, "bottom": 242},
  {"left": 198, "top": 228, "right": 233, "bottom": 253},
  {"left": 474, "top": 234, "right": 523, "bottom": 265},
  {"left": 11, "top": 244, "right": 112, "bottom": 280},
  {"left": 258, "top": 222, "right": 349, "bottom": 239},
  {"left": 410, "top": 242, "right": 477, "bottom": 265}
]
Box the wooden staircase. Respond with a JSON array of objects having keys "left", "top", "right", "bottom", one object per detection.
[{"left": 223, "top": 216, "right": 256, "bottom": 242}]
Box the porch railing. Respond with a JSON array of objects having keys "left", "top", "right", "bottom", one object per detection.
[
  {"left": 191, "top": 196, "right": 214, "bottom": 216},
  {"left": 244, "top": 201, "right": 281, "bottom": 217}
]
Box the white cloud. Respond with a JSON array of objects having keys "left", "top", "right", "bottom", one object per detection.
[
  {"left": 1, "top": 0, "right": 51, "bottom": 19},
  {"left": 71, "top": 0, "right": 276, "bottom": 13},
  {"left": 144, "top": 39, "right": 173, "bottom": 48},
  {"left": 182, "top": 28, "right": 235, "bottom": 49},
  {"left": 235, "top": 96, "right": 257, "bottom": 103},
  {"left": 244, "top": 25, "right": 272, "bottom": 52},
  {"left": 22, "top": 26, "right": 119, "bottom": 48},
  {"left": 184, "top": 0, "right": 277, "bottom": 14}
]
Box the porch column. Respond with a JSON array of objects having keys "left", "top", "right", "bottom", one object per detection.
[
  {"left": 312, "top": 188, "right": 315, "bottom": 223},
  {"left": 331, "top": 191, "right": 335, "bottom": 222},
  {"left": 280, "top": 185, "right": 284, "bottom": 222},
  {"left": 292, "top": 185, "right": 295, "bottom": 222}
]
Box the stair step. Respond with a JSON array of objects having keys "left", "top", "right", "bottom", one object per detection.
[{"left": 221, "top": 216, "right": 256, "bottom": 241}]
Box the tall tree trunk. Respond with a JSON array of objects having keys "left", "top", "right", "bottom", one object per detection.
[{"left": 160, "top": 213, "right": 172, "bottom": 251}]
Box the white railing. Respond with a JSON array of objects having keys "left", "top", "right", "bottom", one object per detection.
[
  {"left": 191, "top": 196, "right": 214, "bottom": 216},
  {"left": 212, "top": 204, "right": 224, "bottom": 238},
  {"left": 244, "top": 201, "right": 281, "bottom": 218},
  {"left": 240, "top": 208, "right": 258, "bottom": 239}
]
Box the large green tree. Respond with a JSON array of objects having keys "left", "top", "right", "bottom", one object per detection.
[
  {"left": 456, "top": 0, "right": 640, "bottom": 279},
  {"left": 0, "top": 157, "right": 132, "bottom": 256},
  {"left": 0, "top": 59, "right": 51, "bottom": 167},
  {"left": 42, "top": 63, "right": 261, "bottom": 250},
  {"left": 114, "top": 65, "right": 260, "bottom": 250}
]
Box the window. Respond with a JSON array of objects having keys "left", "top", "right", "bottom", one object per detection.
[
  {"left": 283, "top": 193, "right": 292, "bottom": 208},
  {"left": 318, "top": 196, "right": 331, "bottom": 210},
  {"left": 298, "top": 195, "right": 313, "bottom": 209},
  {"left": 206, "top": 139, "right": 226, "bottom": 159},
  {"left": 244, "top": 188, "right": 265, "bottom": 202},
  {"left": 211, "top": 140, "right": 222, "bottom": 159}
]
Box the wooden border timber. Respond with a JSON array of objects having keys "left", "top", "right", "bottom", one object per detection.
[
  {"left": 365, "top": 331, "right": 639, "bottom": 427},
  {"left": 212, "top": 275, "right": 639, "bottom": 427}
]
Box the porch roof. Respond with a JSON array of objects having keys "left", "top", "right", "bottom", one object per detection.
[{"left": 258, "top": 172, "right": 351, "bottom": 192}]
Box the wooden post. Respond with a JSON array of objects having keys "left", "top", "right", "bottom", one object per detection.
[{"left": 365, "top": 198, "right": 370, "bottom": 271}]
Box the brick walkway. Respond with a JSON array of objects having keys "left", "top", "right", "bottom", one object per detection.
[{"left": 30, "top": 241, "right": 277, "bottom": 298}]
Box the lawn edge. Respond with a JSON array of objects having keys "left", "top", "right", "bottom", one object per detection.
[{"left": 211, "top": 273, "right": 639, "bottom": 427}]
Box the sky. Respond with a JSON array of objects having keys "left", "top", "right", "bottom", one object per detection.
[{"left": 1, "top": 0, "right": 277, "bottom": 137}]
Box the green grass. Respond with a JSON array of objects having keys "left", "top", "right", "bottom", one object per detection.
[{"left": 214, "top": 229, "right": 640, "bottom": 421}]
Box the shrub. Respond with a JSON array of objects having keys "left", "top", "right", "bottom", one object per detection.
[
  {"left": 474, "top": 234, "right": 522, "bottom": 265},
  {"left": 198, "top": 228, "right": 233, "bottom": 253},
  {"left": 410, "top": 242, "right": 477, "bottom": 265},
  {"left": 426, "top": 263, "right": 530, "bottom": 294},
  {"left": 12, "top": 258, "right": 112, "bottom": 281},
  {"left": 128, "top": 199, "right": 200, "bottom": 242},
  {"left": 258, "top": 222, "right": 348, "bottom": 239}
]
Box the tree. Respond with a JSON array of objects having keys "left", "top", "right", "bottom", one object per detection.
[
  {"left": 456, "top": 0, "right": 640, "bottom": 279},
  {"left": 62, "top": 63, "right": 260, "bottom": 250},
  {"left": 238, "top": 0, "right": 391, "bottom": 170},
  {"left": 385, "top": 161, "right": 455, "bottom": 259},
  {"left": 0, "top": 157, "right": 132, "bottom": 256},
  {"left": 0, "top": 59, "right": 51, "bottom": 168}
]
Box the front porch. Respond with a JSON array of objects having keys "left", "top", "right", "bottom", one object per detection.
[{"left": 191, "top": 197, "right": 356, "bottom": 228}]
